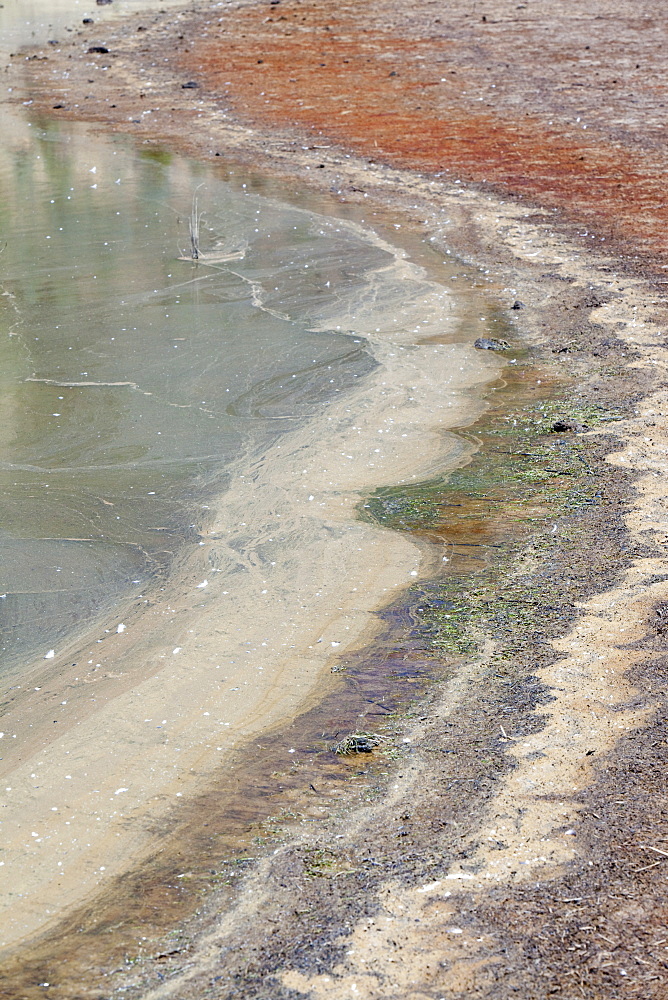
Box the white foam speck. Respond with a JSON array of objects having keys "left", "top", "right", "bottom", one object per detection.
[{"left": 417, "top": 880, "right": 442, "bottom": 893}]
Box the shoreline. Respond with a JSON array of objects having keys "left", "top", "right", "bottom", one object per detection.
[
  {"left": 3, "top": 1, "right": 668, "bottom": 997},
  {"left": 0, "top": 210, "right": 501, "bottom": 951}
]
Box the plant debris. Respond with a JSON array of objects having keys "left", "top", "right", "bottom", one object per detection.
[
  {"left": 473, "top": 336, "right": 510, "bottom": 351},
  {"left": 332, "top": 732, "right": 389, "bottom": 755}
]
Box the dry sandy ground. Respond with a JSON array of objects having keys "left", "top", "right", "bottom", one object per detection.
[{"left": 2, "top": 1, "right": 668, "bottom": 998}]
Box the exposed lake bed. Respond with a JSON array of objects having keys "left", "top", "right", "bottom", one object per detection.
[{"left": 3, "top": 2, "right": 668, "bottom": 999}]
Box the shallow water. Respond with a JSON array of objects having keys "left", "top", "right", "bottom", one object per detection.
[
  {"left": 0, "top": 0, "right": 506, "bottom": 952},
  {"left": 0, "top": 126, "right": 388, "bottom": 669},
  {"left": 0, "top": 117, "right": 502, "bottom": 675}
]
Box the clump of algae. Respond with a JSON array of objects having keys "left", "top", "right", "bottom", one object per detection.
[{"left": 358, "top": 397, "right": 627, "bottom": 658}]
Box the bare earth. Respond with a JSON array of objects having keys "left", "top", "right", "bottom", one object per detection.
[{"left": 2, "top": 2, "right": 668, "bottom": 998}]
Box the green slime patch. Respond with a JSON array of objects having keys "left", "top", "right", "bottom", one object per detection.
[{"left": 360, "top": 397, "right": 627, "bottom": 658}]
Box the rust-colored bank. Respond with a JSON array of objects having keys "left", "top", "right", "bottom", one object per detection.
[
  {"left": 14, "top": 0, "right": 668, "bottom": 267},
  {"left": 179, "top": 0, "right": 668, "bottom": 261}
]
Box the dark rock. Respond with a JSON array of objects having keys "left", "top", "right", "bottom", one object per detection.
[
  {"left": 550, "top": 418, "right": 585, "bottom": 433},
  {"left": 511, "top": 300, "right": 525, "bottom": 310},
  {"left": 474, "top": 337, "right": 510, "bottom": 351},
  {"left": 96, "top": 0, "right": 113, "bottom": 5},
  {"left": 88, "top": 45, "right": 109, "bottom": 53},
  {"left": 182, "top": 81, "right": 199, "bottom": 89},
  {"left": 82, "top": 18, "right": 94, "bottom": 24}
]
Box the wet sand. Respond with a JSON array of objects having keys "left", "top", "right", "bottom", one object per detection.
[
  {"left": 3, "top": 1, "right": 668, "bottom": 997},
  {"left": 0, "top": 230, "right": 500, "bottom": 948}
]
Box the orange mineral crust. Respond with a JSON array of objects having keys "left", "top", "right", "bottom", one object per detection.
[{"left": 175, "top": 0, "right": 668, "bottom": 259}]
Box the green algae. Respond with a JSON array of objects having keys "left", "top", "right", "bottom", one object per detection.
[
  {"left": 359, "top": 389, "right": 630, "bottom": 658},
  {"left": 359, "top": 477, "right": 452, "bottom": 531}
]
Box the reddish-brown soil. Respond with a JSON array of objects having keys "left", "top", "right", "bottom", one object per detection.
[
  {"left": 12, "top": 1, "right": 668, "bottom": 267},
  {"left": 180, "top": 0, "right": 668, "bottom": 262}
]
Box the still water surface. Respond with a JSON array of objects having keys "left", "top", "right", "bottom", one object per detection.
[
  {"left": 0, "top": 0, "right": 504, "bottom": 950},
  {"left": 0, "top": 110, "right": 499, "bottom": 672},
  {"left": 0, "top": 129, "right": 386, "bottom": 667}
]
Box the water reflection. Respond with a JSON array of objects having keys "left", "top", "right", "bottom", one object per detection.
[{"left": 0, "top": 119, "right": 386, "bottom": 667}]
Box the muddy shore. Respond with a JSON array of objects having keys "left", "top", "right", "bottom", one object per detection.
[{"left": 3, "top": 1, "right": 668, "bottom": 998}]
